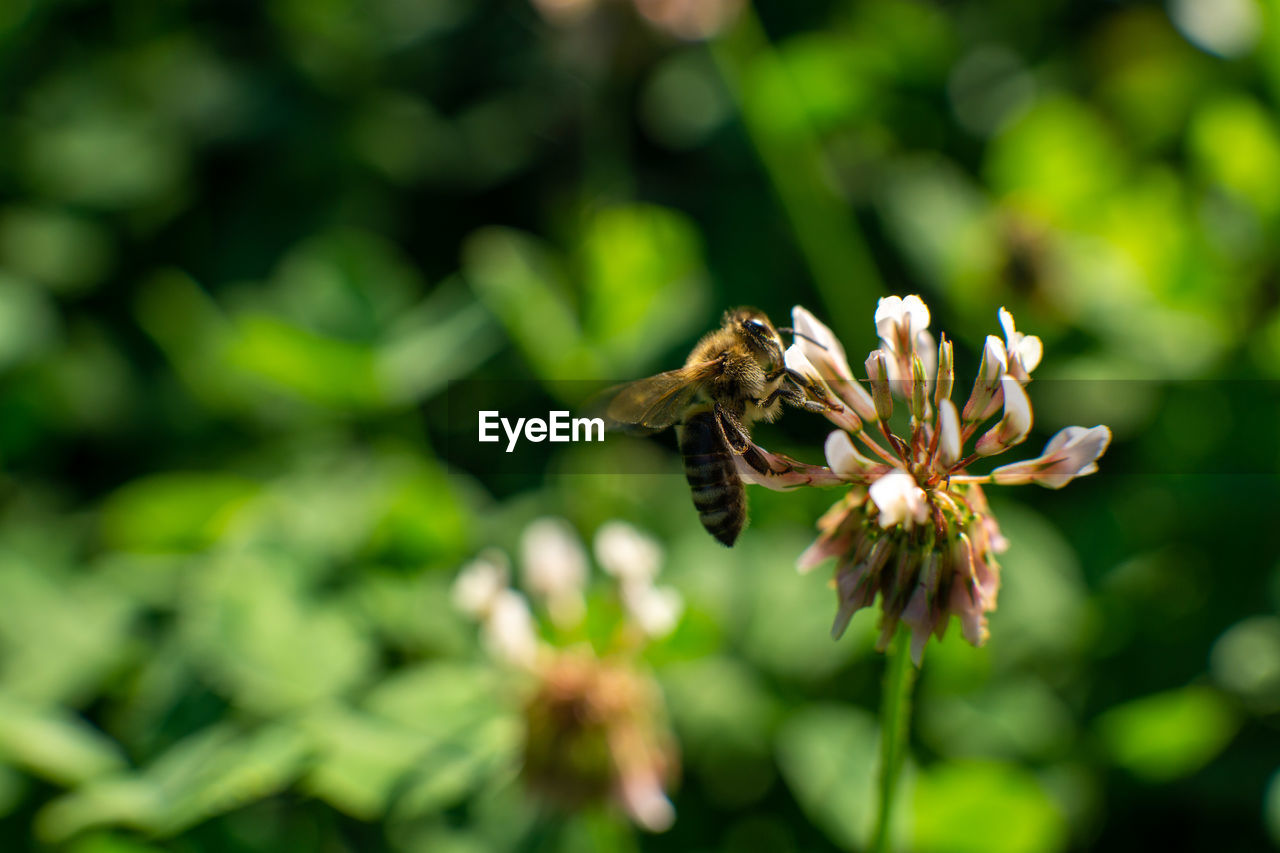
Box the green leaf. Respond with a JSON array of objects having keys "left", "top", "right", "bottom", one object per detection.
[
  {"left": 267, "top": 227, "right": 419, "bottom": 341},
  {"left": 1095, "top": 685, "right": 1239, "bottom": 782},
  {"left": 0, "top": 271, "right": 59, "bottom": 370},
  {"left": 223, "top": 313, "right": 383, "bottom": 409},
  {"left": 775, "top": 704, "right": 879, "bottom": 849},
  {"left": 919, "top": 678, "right": 1075, "bottom": 762},
  {"left": 660, "top": 657, "right": 778, "bottom": 758},
  {"left": 912, "top": 760, "right": 1067, "bottom": 853},
  {"left": 0, "top": 694, "right": 126, "bottom": 786},
  {"left": 1265, "top": 766, "right": 1280, "bottom": 848},
  {"left": 579, "top": 206, "right": 707, "bottom": 374},
  {"left": 66, "top": 833, "right": 169, "bottom": 853},
  {"left": 36, "top": 722, "right": 312, "bottom": 841},
  {"left": 99, "top": 472, "right": 258, "bottom": 553},
  {"left": 985, "top": 96, "right": 1124, "bottom": 225},
  {"left": 301, "top": 706, "right": 451, "bottom": 820},
  {"left": 0, "top": 206, "right": 113, "bottom": 294},
  {"left": 180, "top": 551, "right": 373, "bottom": 714},
  {"left": 0, "top": 555, "right": 137, "bottom": 706},
  {"left": 1189, "top": 95, "right": 1280, "bottom": 219},
  {"left": 984, "top": 501, "right": 1092, "bottom": 662},
  {"left": 376, "top": 281, "right": 502, "bottom": 403},
  {"left": 463, "top": 227, "right": 596, "bottom": 379}
]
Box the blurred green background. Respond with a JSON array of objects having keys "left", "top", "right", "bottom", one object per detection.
[{"left": 3, "top": 0, "right": 1280, "bottom": 850}]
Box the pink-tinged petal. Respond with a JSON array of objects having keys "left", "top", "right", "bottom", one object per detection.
[
  {"left": 734, "top": 444, "right": 845, "bottom": 491},
  {"left": 797, "top": 532, "right": 848, "bottom": 574},
  {"left": 990, "top": 425, "right": 1111, "bottom": 488},
  {"left": 949, "top": 579, "right": 989, "bottom": 646},
  {"left": 831, "top": 564, "right": 870, "bottom": 639},
  {"left": 617, "top": 770, "right": 675, "bottom": 832},
  {"left": 989, "top": 461, "right": 1037, "bottom": 485}
]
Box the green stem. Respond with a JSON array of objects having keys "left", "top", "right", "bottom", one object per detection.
[
  {"left": 709, "top": 4, "right": 886, "bottom": 321},
  {"left": 871, "top": 626, "right": 917, "bottom": 853}
]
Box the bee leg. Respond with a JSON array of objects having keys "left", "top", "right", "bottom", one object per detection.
[
  {"left": 713, "top": 403, "right": 752, "bottom": 455},
  {"left": 761, "top": 370, "right": 837, "bottom": 413}
]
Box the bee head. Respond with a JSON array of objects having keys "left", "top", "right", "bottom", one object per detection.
[{"left": 727, "top": 307, "right": 784, "bottom": 363}]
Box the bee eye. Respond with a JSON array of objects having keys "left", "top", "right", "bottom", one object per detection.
[{"left": 744, "top": 319, "right": 766, "bottom": 333}]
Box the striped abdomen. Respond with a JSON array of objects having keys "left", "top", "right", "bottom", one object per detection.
[{"left": 679, "top": 411, "right": 745, "bottom": 547}]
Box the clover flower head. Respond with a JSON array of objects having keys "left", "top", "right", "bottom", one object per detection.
[
  {"left": 775, "top": 298, "right": 1109, "bottom": 665},
  {"left": 452, "top": 519, "right": 683, "bottom": 830}
]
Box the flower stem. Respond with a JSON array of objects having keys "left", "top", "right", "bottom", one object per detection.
[{"left": 871, "top": 626, "right": 917, "bottom": 853}]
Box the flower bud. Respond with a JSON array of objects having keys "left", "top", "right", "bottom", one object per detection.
[
  {"left": 866, "top": 350, "right": 893, "bottom": 422},
  {"left": 909, "top": 354, "right": 928, "bottom": 421},
  {"left": 934, "top": 334, "right": 954, "bottom": 406}
]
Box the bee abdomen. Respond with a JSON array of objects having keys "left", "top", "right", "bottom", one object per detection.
[{"left": 679, "top": 411, "right": 746, "bottom": 547}]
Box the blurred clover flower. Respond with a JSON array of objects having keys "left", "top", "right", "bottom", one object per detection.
[
  {"left": 531, "top": 0, "right": 743, "bottom": 40},
  {"left": 453, "top": 518, "right": 681, "bottom": 832},
  {"left": 744, "top": 297, "right": 1110, "bottom": 665}
]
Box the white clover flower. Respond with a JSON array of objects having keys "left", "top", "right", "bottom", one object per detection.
[
  {"left": 974, "top": 375, "right": 1032, "bottom": 456},
  {"left": 484, "top": 589, "right": 540, "bottom": 670},
  {"left": 792, "top": 305, "right": 853, "bottom": 379},
  {"left": 868, "top": 469, "right": 930, "bottom": 529},
  {"left": 991, "top": 425, "right": 1111, "bottom": 488},
  {"left": 824, "top": 430, "right": 884, "bottom": 481},
  {"left": 452, "top": 550, "right": 510, "bottom": 618},
  {"left": 999, "top": 307, "right": 1043, "bottom": 383},
  {"left": 749, "top": 298, "right": 1109, "bottom": 665},
  {"left": 791, "top": 306, "right": 878, "bottom": 423},
  {"left": 621, "top": 582, "right": 684, "bottom": 639},
  {"left": 521, "top": 517, "right": 588, "bottom": 628},
  {"left": 875, "top": 295, "right": 931, "bottom": 354},
  {"left": 594, "top": 520, "right": 663, "bottom": 586}
]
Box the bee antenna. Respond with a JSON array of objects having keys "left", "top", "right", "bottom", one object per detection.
[{"left": 778, "top": 327, "right": 828, "bottom": 351}]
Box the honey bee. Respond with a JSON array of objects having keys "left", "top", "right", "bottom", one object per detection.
[{"left": 599, "top": 308, "right": 835, "bottom": 546}]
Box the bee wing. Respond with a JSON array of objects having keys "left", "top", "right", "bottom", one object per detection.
[{"left": 594, "top": 360, "right": 720, "bottom": 434}]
